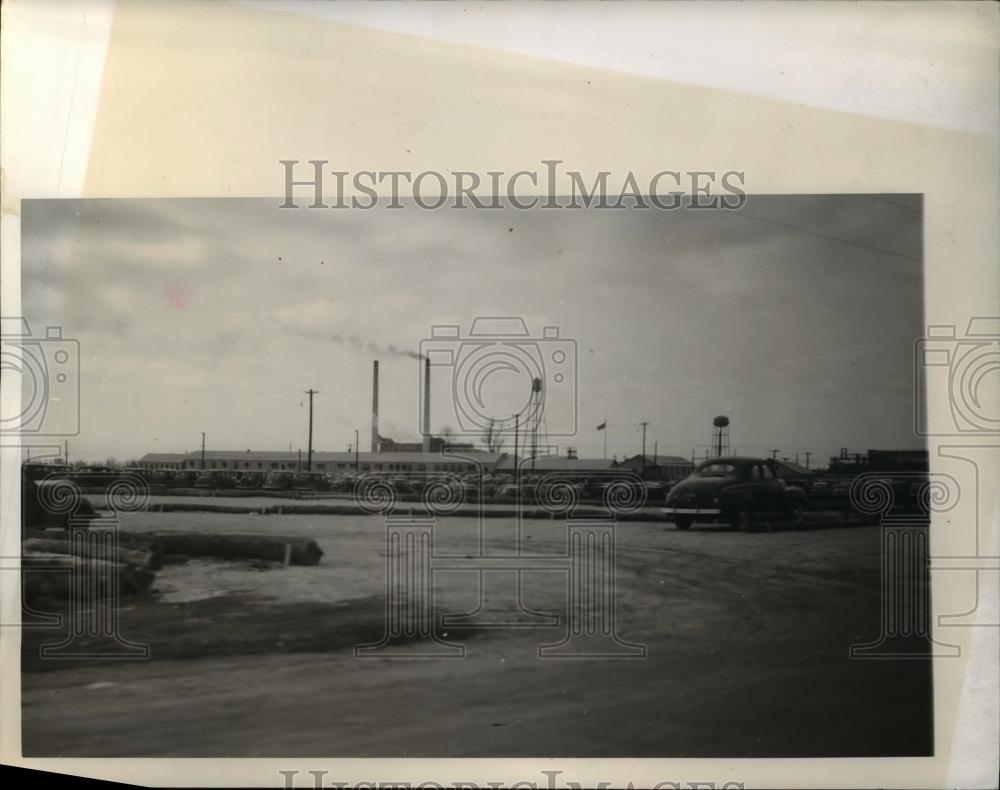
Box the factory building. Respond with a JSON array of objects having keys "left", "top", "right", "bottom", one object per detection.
[
  {"left": 138, "top": 449, "right": 505, "bottom": 475},
  {"left": 135, "top": 453, "right": 188, "bottom": 470}
]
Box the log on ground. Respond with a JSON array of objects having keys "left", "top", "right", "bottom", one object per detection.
[
  {"left": 22, "top": 537, "right": 163, "bottom": 570},
  {"left": 146, "top": 533, "right": 324, "bottom": 566},
  {"left": 22, "top": 552, "right": 156, "bottom": 601}
]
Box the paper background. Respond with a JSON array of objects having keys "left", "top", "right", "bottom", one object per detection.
[{"left": 2, "top": 1, "right": 997, "bottom": 786}]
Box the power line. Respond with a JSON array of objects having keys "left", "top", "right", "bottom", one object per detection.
[
  {"left": 864, "top": 195, "right": 922, "bottom": 214},
  {"left": 728, "top": 207, "right": 921, "bottom": 263}
]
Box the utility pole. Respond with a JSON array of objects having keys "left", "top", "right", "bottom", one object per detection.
[
  {"left": 64, "top": 440, "right": 69, "bottom": 464},
  {"left": 653, "top": 440, "right": 658, "bottom": 466},
  {"left": 297, "top": 449, "right": 302, "bottom": 473},
  {"left": 640, "top": 421, "right": 649, "bottom": 480},
  {"left": 513, "top": 413, "right": 520, "bottom": 482},
  {"left": 354, "top": 429, "right": 359, "bottom": 473},
  {"left": 770, "top": 448, "right": 779, "bottom": 461},
  {"left": 201, "top": 432, "right": 206, "bottom": 470},
  {"left": 305, "top": 389, "right": 317, "bottom": 471},
  {"left": 804, "top": 451, "right": 812, "bottom": 469}
]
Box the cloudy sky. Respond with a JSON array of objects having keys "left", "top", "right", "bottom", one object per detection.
[{"left": 21, "top": 195, "right": 923, "bottom": 465}]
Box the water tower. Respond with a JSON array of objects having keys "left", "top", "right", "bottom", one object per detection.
[{"left": 711, "top": 415, "right": 730, "bottom": 458}]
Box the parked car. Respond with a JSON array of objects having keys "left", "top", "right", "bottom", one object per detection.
[
  {"left": 663, "top": 457, "right": 806, "bottom": 531},
  {"left": 236, "top": 471, "right": 267, "bottom": 489},
  {"left": 168, "top": 470, "right": 201, "bottom": 488},
  {"left": 21, "top": 463, "right": 97, "bottom": 531},
  {"left": 123, "top": 466, "right": 155, "bottom": 483},
  {"left": 831, "top": 481, "right": 853, "bottom": 498},
  {"left": 70, "top": 466, "right": 122, "bottom": 488},
  {"left": 293, "top": 471, "right": 332, "bottom": 491},
  {"left": 642, "top": 480, "right": 668, "bottom": 503},
  {"left": 193, "top": 470, "right": 238, "bottom": 489},
  {"left": 21, "top": 462, "right": 72, "bottom": 482},
  {"left": 262, "top": 471, "right": 297, "bottom": 491},
  {"left": 808, "top": 480, "right": 832, "bottom": 496},
  {"left": 149, "top": 469, "right": 178, "bottom": 486}
]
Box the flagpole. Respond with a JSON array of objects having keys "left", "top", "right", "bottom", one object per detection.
[{"left": 603, "top": 419, "right": 607, "bottom": 459}]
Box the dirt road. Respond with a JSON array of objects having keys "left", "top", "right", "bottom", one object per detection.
[{"left": 21, "top": 513, "right": 932, "bottom": 757}]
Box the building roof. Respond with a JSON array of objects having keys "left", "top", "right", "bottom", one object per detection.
[
  {"left": 496, "top": 456, "right": 619, "bottom": 471},
  {"left": 622, "top": 454, "right": 693, "bottom": 467},
  {"left": 138, "top": 452, "right": 190, "bottom": 463},
  {"left": 773, "top": 460, "right": 816, "bottom": 477},
  {"left": 145, "top": 449, "right": 504, "bottom": 465}
]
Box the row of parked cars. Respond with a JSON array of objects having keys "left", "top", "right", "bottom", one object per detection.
[
  {"left": 23, "top": 462, "right": 670, "bottom": 501},
  {"left": 662, "top": 456, "right": 931, "bottom": 531},
  {"left": 21, "top": 463, "right": 337, "bottom": 492},
  {"left": 139, "top": 468, "right": 337, "bottom": 492},
  {"left": 354, "top": 471, "right": 672, "bottom": 504}
]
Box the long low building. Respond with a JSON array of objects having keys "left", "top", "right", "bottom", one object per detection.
[
  {"left": 619, "top": 454, "right": 694, "bottom": 481},
  {"left": 138, "top": 449, "right": 506, "bottom": 475}
]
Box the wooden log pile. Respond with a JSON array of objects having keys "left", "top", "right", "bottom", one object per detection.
[
  {"left": 22, "top": 553, "right": 156, "bottom": 602},
  {"left": 22, "top": 537, "right": 163, "bottom": 571},
  {"left": 145, "top": 533, "right": 324, "bottom": 566}
]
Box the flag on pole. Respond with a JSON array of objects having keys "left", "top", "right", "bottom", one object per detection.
[{"left": 596, "top": 421, "right": 607, "bottom": 431}]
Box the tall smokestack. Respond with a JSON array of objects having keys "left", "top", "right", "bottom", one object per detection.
[
  {"left": 371, "top": 360, "right": 379, "bottom": 454},
  {"left": 422, "top": 356, "right": 431, "bottom": 453}
]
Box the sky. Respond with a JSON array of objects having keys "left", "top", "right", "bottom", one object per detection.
[{"left": 20, "top": 194, "right": 923, "bottom": 466}]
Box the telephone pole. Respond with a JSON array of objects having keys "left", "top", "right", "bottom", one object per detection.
[
  {"left": 640, "top": 421, "right": 649, "bottom": 479},
  {"left": 804, "top": 451, "right": 812, "bottom": 469},
  {"left": 513, "top": 413, "right": 520, "bottom": 481},
  {"left": 305, "top": 389, "right": 317, "bottom": 471},
  {"left": 354, "top": 429, "right": 359, "bottom": 473},
  {"left": 770, "top": 448, "right": 779, "bottom": 461},
  {"left": 201, "top": 432, "right": 206, "bottom": 470}
]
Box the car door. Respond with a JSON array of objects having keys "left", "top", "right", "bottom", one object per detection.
[
  {"left": 748, "top": 463, "right": 770, "bottom": 513},
  {"left": 759, "top": 462, "right": 785, "bottom": 514}
]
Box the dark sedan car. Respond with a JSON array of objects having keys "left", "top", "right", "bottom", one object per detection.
[
  {"left": 168, "top": 470, "right": 201, "bottom": 488},
  {"left": 70, "top": 466, "right": 122, "bottom": 488},
  {"left": 663, "top": 457, "right": 806, "bottom": 531},
  {"left": 262, "top": 471, "right": 297, "bottom": 491},
  {"left": 193, "top": 470, "right": 238, "bottom": 489},
  {"left": 292, "top": 471, "right": 332, "bottom": 491},
  {"left": 236, "top": 471, "right": 267, "bottom": 490}
]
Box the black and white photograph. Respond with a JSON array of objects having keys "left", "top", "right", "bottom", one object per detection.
[
  {"left": 15, "top": 193, "right": 935, "bottom": 758},
  {"left": 1, "top": 1, "right": 997, "bottom": 788}
]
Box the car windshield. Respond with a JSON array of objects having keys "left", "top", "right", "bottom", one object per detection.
[{"left": 696, "top": 462, "right": 738, "bottom": 477}]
